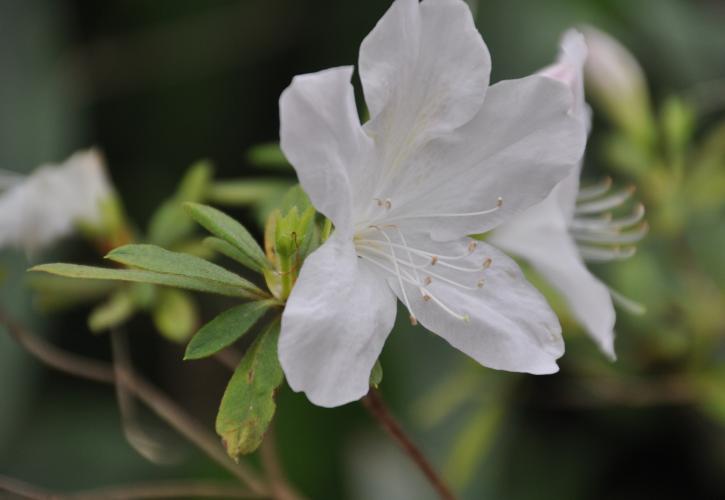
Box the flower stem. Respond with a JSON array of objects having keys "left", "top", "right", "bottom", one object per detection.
[
  {"left": 0, "top": 308, "right": 268, "bottom": 496},
  {"left": 362, "top": 389, "right": 456, "bottom": 500}
]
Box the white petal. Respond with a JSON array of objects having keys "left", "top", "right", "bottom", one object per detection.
[
  {"left": 490, "top": 198, "right": 616, "bottom": 358},
  {"left": 279, "top": 233, "right": 397, "bottom": 407},
  {"left": 358, "top": 0, "right": 490, "bottom": 201},
  {"left": 279, "top": 66, "right": 372, "bottom": 234},
  {"left": 539, "top": 29, "right": 590, "bottom": 127},
  {"left": 0, "top": 149, "right": 111, "bottom": 254},
  {"left": 380, "top": 75, "right": 585, "bottom": 241},
  {"left": 380, "top": 235, "right": 564, "bottom": 374}
]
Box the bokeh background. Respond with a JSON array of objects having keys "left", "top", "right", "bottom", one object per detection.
[{"left": 1, "top": 0, "right": 724, "bottom": 498}]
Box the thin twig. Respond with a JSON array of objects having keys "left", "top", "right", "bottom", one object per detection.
[
  {"left": 0, "top": 475, "right": 262, "bottom": 500},
  {"left": 259, "top": 426, "right": 303, "bottom": 500},
  {"left": 0, "top": 474, "right": 53, "bottom": 500},
  {"left": 362, "top": 389, "right": 456, "bottom": 500},
  {"left": 0, "top": 309, "right": 268, "bottom": 496}
]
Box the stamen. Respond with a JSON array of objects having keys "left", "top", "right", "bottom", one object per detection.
[
  {"left": 424, "top": 276, "right": 432, "bottom": 286},
  {"left": 431, "top": 256, "right": 438, "bottom": 265},
  {"left": 570, "top": 203, "right": 645, "bottom": 232},
  {"left": 576, "top": 177, "right": 613, "bottom": 201},
  {"left": 468, "top": 241, "right": 477, "bottom": 253},
  {"left": 572, "top": 222, "right": 649, "bottom": 245},
  {"left": 575, "top": 187, "right": 635, "bottom": 215},
  {"left": 356, "top": 238, "right": 477, "bottom": 262},
  {"left": 367, "top": 225, "right": 416, "bottom": 323},
  {"left": 421, "top": 287, "right": 470, "bottom": 322},
  {"left": 483, "top": 257, "right": 492, "bottom": 269},
  {"left": 477, "top": 279, "right": 485, "bottom": 288},
  {"left": 380, "top": 197, "right": 503, "bottom": 223},
  {"left": 578, "top": 244, "right": 637, "bottom": 262}
]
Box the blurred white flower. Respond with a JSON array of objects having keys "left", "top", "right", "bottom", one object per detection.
[
  {"left": 0, "top": 149, "right": 113, "bottom": 254},
  {"left": 277, "top": 0, "right": 586, "bottom": 407},
  {"left": 491, "top": 30, "right": 647, "bottom": 359},
  {"left": 582, "top": 26, "right": 653, "bottom": 142}
]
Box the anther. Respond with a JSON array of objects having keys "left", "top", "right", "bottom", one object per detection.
[
  {"left": 384, "top": 199, "right": 392, "bottom": 210},
  {"left": 409, "top": 315, "right": 418, "bottom": 326},
  {"left": 477, "top": 279, "right": 485, "bottom": 288},
  {"left": 467, "top": 241, "right": 477, "bottom": 253},
  {"left": 374, "top": 198, "right": 384, "bottom": 207},
  {"left": 496, "top": 197, "right": 504, "bottom": 208},
  {"left": 462, "top": 314, "right": 471, "bottom": 323},
  {"left": 430, "top": 256, "right": 438, "bottom": 265},
  {"left": 424, "top": 276, "right": 432, "bottom": 286},
  {"left": 483, "top": 257, "right": 492, "bottom": 269},
  {"left": 423, "top": 294, "right": 432, "bottom": 302}
]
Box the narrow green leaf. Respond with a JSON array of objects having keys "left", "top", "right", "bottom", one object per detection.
[
  {"left": 185, "top": 301, "right": 272, "bottom": 360},
  {"left": 246, "top": 142, "right": 291, "bottom": 170},
  {"left": 206, "top": 179, "right": 291, "bottom": 206},
  {"left": 280, "top": 184, "right": 312, "bottom": 214},
  {"left": 203, "top": 237, "right": 260, "bottom": 271},
  {"left": 153, "top": 289, "right": 199, "bottom": 343},
  {"left": 88, "top": 290, "right": 137, "bottom": 332},
  {"left": 216, "top": 319, "right": 283, "bottom": 458},
  {"left": 30, "top": 263, "right": 254, "bottom": 299},
  {"left": 184, "top": 203, "right": 269, "bottom": 272},
  {"left": 106, "top": 244, "right": 265, "bottom": 297},
  {"left": 177, "top": 159, "right": 214, "bottom": 201},
  {"left": 26, "top": 273, "right": 118, "bottom": 311},
  {"left": 148, "top": 200, "right": 196, "bottom": 247}
]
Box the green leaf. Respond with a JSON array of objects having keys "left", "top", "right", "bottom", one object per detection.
[
  {"left": 280, "top": 184, "right": 311, "bottom": 214},
  {"left": 203, "top": 237, "right": 260, "bottom": 271},
  {"left": 30, "top": 264, "right": 255, "bottom": 299},
  {"left": 185, "top": 301, "right": 273, "bottom": 360},
  {"left": 88, "top": 290, "right": 137, "bottom": 332},
  {"left": 177, "top": 159, "right": 214, "bottom": 201},
  {"left": 184, "top": 203, "right": 269, "bottom": 273},
  {"left": 106, "top": 244, "right": 265, "bottom": 298},
  {"left": 148, "top": 160, "right": 214, "bottom": 247},
  {"left": 206, "top": 179, "right": 292, "bottom": 206},
  {"left": 26, "top": 273, "right": 118, "bottom": 311},
  {"left": 216, "top": 319, "right": 284, "bottom": 458},
  {"left": 246, "top": 142, "right": 291, "bottom": 170},
  {"left": 370, "top": 360, "right": 383, "bottom": 388},
  {"left": 153, "top": 289, "right": 199, "bottom": 343},
  {"left": 148, "top": 200, "right": 196, "bottom": 247}
]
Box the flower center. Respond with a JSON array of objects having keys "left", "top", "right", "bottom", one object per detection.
[{"left": 354, "top": 221, "right": 493, "bottom": 326}]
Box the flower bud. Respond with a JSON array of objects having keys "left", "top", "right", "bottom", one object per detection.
[{"left": 582, "top": 26, "right": 655, "bottom": 147}]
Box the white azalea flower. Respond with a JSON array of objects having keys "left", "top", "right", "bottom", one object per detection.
[
  {"left": 0, "top": 149, "right": 113, "bottom": 254},
  {"left": 278, "top": 0, "right": 586, "bottom": 407},
  {"left": 490, "top": 30, "right": 647, "bottom": 359}
]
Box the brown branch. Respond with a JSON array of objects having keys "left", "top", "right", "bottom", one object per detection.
[
  {"left": 0, "top": 309, "right": 268, "bottom": 496},
  {"left": 362, "top": 389, "right": 456, "bottom": 500},
  {"left": 259, "top": 426, "right": 304, "bottom": 500},
  {"left": 0, "top": 474, "right": 53, "bottom": 500},
  {"left": 0, "top": 475, "right": 262, "bottom": 500}
]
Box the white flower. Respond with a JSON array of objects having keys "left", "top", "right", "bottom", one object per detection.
[
  {"left": 278, "top": 0, "right": 586, "bottom": 407},
  {"left": 581, "top": 26, "right": 653, "bottom": 141},
  {"left": 0, "top": 148, "right": 113, "bottom": 254},
  {"left": 490, "top": 30, "right": 647, "bottom": 359}
]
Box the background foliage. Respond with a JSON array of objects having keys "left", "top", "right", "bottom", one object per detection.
[{"left": 1, "top": 0, "right": 724, "bottom": 498}]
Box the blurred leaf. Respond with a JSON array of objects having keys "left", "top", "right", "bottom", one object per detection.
[
  {"left": 152, "top": 289, "right": 199, "bottom": 343},
  {"left": 30, "top": 263, "right": 255, "bottom": 299},
  {"left": 370, "top": 360, "right": 383, "bottom": 388},
  {"left": 660, "top": 95, "right": 695, "bottom": 165},
  {"left": 88, "top": 290, "right": 137, "bottom": 332},
  {"left": 246, "top": 142, "right": 291, "bottom": 171},
  {"left": 26, "top": 273, "right": 118, "bottom": 311},
  {"left": 443, "top": 404, "right": 504, "bottom": 489},
  {"left": 185, "top": 300, "right": 273, "bottom": 360},
  {"left": 185, "top": 203, "right": 269, "bottom": 272},
  {"left": 280, "top": 184, "right": 312, "bottom": 214},
  {"left": 216, "top": 319, "right": 284, "bottom": 458},
  {"left": 206, "top": 179, "right": 291, "bottom": 206},
  {"left": 177, "top": 159, "right": 214, "bottom": 201},
  {"left": 148, "top": 160, "right": 214, "bottom": 247},
  {"left": 106, "top": 244, "right": 265, "bottom": 298}
]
